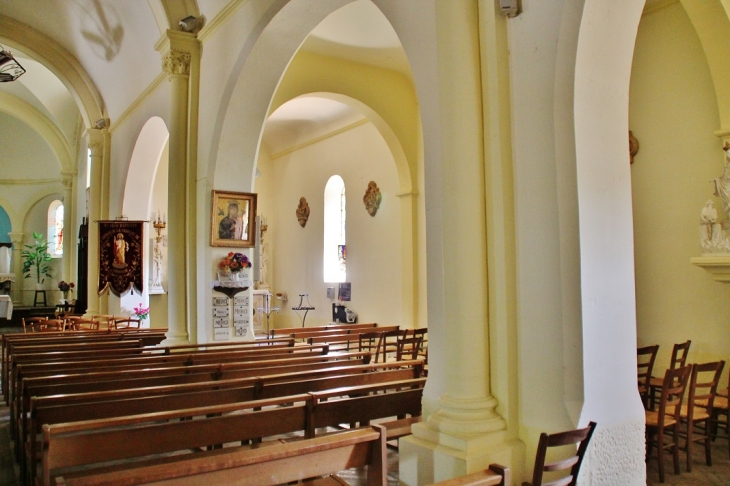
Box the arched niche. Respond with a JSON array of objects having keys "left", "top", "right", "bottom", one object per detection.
[{"left": 120, "top": 116, "right": 169, "bottom": 323}]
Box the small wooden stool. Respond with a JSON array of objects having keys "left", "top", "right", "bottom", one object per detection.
[{"left": 33, "top": 290, "right": 46, "bottom": 307}]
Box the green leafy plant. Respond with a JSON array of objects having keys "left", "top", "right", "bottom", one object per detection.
[{"left": 21, "top": 232, "right": 53, "bottom": 284}]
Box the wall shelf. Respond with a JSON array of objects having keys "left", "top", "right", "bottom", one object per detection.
[{"left": 690, "top": 255, "right": 730, "bottom": 283}]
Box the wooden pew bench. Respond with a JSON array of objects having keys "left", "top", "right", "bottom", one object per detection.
[
  {"left": 51, "top": 425, "right": 388, "bottom": 486},
  {"left": 17, "top": 353, "right": 385, "bottom": 450},
  {"left": 18, "top": 358, "right": 419, "bottom": 457},
  {"left": 10, "top": 340, "right": 311, "bottom": 416},
  {"left": 25, "top": 368, "right": 423, "bottom": 484},
  {"left": 269, "top": 322, "right": 378, "bottom": 338},
  {"left": 40, "top": 380, "right": 423, "bottom": 486}
]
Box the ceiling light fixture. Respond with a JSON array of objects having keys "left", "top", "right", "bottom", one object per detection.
[{"left": 0, "top": 46, "right": 25, "bottom": 82}]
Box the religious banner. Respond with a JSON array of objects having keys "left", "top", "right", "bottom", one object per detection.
[{"left": 98, "top": 220, "right": 144, "bottom": 296}]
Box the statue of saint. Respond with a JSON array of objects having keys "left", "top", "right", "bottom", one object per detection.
[
  {"left": 151, "top": 241, "right": 163, "bottom": 289},
  {"left": 711, "top": 143, "right": 730, "bottom": 223}
]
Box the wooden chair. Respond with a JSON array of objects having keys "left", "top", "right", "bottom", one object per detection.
[
  {"left": 34, "top": 319, "right": 64, "bottom": 332},
  {"left": 708, "top": 366, "right": 729, "bottom": 460},
  {"left": 111, "top": 317, "right": 141, "bottom": 330},
  {"left": 64, "top": 316, "right": 100, "bottom": 331},
  {"left": 637, "top": 345, "right": 659, "bottom": 409},
  {"left": 522, "top": 421, "right": 596, "bottom": 486},
  {"left": 359, "top": 331, "right": 385, "bottom": 362},
  {"left": 20, "top": 317, "right": 47, "bottom": 333},
  {"left": 91, "top": 314, "right": 115, "bottom": 330},
  {"left": 650, "top": 340, "right": 691, "bottom": 409},
  {"left": 396, "top": 336, "right": 423, "bottom": 361},
  {"left": 380, "top": 329, "right": 407, "bottom": 362},
  {"left": 679, "top": 360, "right": 725, "bottom": 472},
  {"left": 426, "top": 464, "right": 509, "bottom": 485},
  {"left": 645, "top": 365, "right": 692, "bottom": 483},
  {"left": 410, "top": 327, "right": 428, "bottom": 359}
]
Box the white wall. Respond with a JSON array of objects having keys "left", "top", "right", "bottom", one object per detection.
[
  {"left": 267, "top": 121, "right": 402, "bottom": 328},
  {"left": 630, "top": 3, "right": 730, "bottom": 382}
]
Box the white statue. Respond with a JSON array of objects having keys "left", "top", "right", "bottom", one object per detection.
[
  {"left": 711, "top": 143, "right": 730, "bottom": 227},
  {"left": 700, "top": 200, "right": 730, "bottom": 252},
  {"left": 151, "top": 240, "right": 163, "bottom": 289}
]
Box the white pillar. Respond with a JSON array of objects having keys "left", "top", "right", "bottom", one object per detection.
[
  {"left": 85, "top": 129, "right": 104, "bottom": 316},
  {"left": 8, "top": 232, "right": 23, "bottom": 305},
  {"left": 159, "top": 30, "right": 199, "bottom": 345},
  {"left": 60, "top": 172, "right": 74, "bottom": 282},
  {"left": 399, "top": 2, "right": 513, "bottom": 484}
]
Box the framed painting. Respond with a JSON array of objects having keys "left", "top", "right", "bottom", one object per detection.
[{"left": 211, "top": 190, "right": 257, "bottom": 247}]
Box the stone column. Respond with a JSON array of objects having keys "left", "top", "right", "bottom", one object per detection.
[
  {"left": 159, "top": 31, "right": 198, "bottom": 345},
  {"left": 399, "top": 2, "right": 510, "bottom": 484},
  {"left": 60, "top": 172, "right": 74, "bottom": 282},
  {"left": 85, "top": 129, "right": 104, "bottom": 316},
  {"left": 8, "top": 232, "right": 23, "bottom": 305}
]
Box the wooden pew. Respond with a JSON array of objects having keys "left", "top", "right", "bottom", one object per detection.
[
  {"left": 51, "top": 425, "right": 388, "bottom": 486},
  {"left": 13, "top": 345, "right": 341, "bottom": 443},
  {"left": 25, "top": 367, "right": 422, "bottom": 484},
  {"left": 2, "top": 331, "right": 167, "bottom": 402},
  {"left": 40, "top": 379, "right": 423, "bottom": 486},
  {"left": 10, "top": 339, "right": 302, "bottom": 411},
  {"left": 269, "top": 322, "right": 378, "bottom": 338},
  {"left": 11, "top": 342, "right": 325, "bottom": 441},
  {"left": 426, "top": 465, "right": 510, "bottom": 486}
]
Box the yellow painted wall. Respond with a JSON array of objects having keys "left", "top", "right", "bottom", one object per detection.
[
  {"left": 630, "top": 3, "right": 730, "bottom": 379},
  {"left": 266, "top": 121, "right": 403, "bottom": 328}
]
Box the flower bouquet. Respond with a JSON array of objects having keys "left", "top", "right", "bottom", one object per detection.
[
  {"left": 219, "top": 252, "right": 252, "bottom": 273},
  {"left": 57, "top": 281, "right": 74, "bottom": 301},
  {"left": 133, "top": 303, "right": 150, "bottom": 321}
]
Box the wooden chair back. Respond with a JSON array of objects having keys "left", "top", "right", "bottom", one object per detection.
[
  {"left": 21, "top": 317, "right": 47, "bottom": 333},
  {"left": 112, "top": 317, "right": 141, "bottom": 330},
  {"left": 358, "top": 331, "right": 385, "bottom": 360},
  {"left": 66, "top": 317, "right": 100, "bottom": 331},
  {"left": 397, "top": 336, "right": 423, "bottom": 361},
  {"left": 669, "top": 340, "right": 691, "bottom": 371},
  {"left": 91, "top": 314, "right": 115, "bottom": 330},
  {"left": 525, "top": 421, "right": 597, "bottom": 486},
  {"left": 34, "top": 319, "right": 64, "bottom": 332},
  {"left": 688, "top": 361, "right": 725, "bottom": 416},
  {"left": 638, "top": 345, "right": 659, "bottom": 407}
]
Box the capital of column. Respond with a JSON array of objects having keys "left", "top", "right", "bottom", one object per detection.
[
  {"left": 84, "top": 128, "right": 105, "bottom": 155},
  {"left": 162, "top": 49, "right": 191, "bottom": 77},
  {"left": 60, "top": 172, "right": 75, "bottom": 190},
  {"left": 7, "top": 232, "right": 24, "bottom": 246}
]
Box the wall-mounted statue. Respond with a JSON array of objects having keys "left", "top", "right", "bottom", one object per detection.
[
  {"left": 363, "top": 181, "right": 382, "bottom": 217},
  {"left": 712, "top": 142, "right": 730, "bottom": 231},
  {"left": 296, "top": 197, "right": 310, "bottom": 228},
  {"left": 700, "top": 199, "right": 730, "bottom": 253}
]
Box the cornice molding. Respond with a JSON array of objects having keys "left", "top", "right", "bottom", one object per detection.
[{"left": 0, "top": 178, "right": 60, "bottom": 185}]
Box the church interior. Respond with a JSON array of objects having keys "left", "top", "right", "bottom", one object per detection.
[{"left": 0, "top": 0, "right": 729, "bottom": 484}]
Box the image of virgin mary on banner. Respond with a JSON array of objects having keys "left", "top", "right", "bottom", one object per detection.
[{"left": 98, "top": 221, "right": 144, "bottom": 296}]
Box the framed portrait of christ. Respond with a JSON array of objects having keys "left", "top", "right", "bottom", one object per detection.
[{"left": 211, "top": 190, "right": 257, "bottom": 247}]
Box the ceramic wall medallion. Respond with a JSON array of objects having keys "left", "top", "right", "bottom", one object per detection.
[
  {"left": 629, "top": 130, "right": 639, "bottom": 164},
  {"left": 296, "top": 197, "right": 310, "bottom": 228},
  {"left": 363, "top": 181, "right": 382, "bottom": 217}
]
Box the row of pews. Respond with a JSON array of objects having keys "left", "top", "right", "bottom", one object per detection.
[{"left": 2, "top": 324, "right": 507, "bottom": 485}]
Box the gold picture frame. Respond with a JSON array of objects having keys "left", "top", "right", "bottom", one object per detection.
[{"left": 211, "top": 190, "right": 257, "bottom": 247}]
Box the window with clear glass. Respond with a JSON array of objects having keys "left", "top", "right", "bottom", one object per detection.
[
  {"left": 324, "top": 175, "right": 346, "bottom": 282},
  {"left": 48, "top": 200, "right": 63, "bottom": 257}
]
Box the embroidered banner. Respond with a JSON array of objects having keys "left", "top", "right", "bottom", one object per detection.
[{"left": 98, "top": 221, "right": 144, "bottom": 296}]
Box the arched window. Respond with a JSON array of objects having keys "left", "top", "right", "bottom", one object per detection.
[
  {"left": 323, "top": 175, "right": 346, "bottom": 282},
  {"left": 48, "top": 200, "right": 63, "bottom": 257}
]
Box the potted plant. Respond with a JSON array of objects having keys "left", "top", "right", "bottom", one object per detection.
[{"left": 22, "top": 232, "right": 53, "bottom": 290}]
